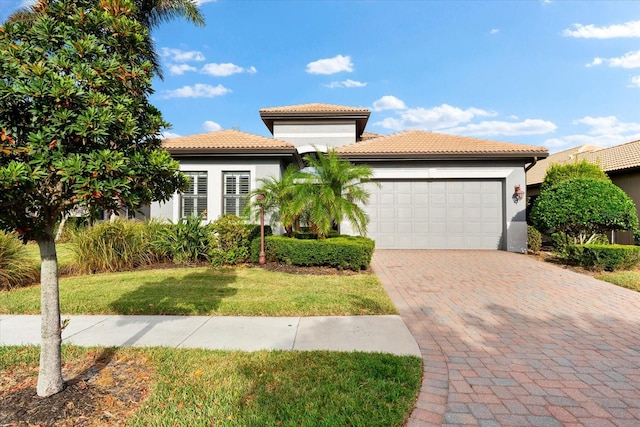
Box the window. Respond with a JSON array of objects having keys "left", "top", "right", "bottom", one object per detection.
[
  {"left": 223, "top": 172, "right": 250, "bottom": 216},
  {"left": 182, "top": 171, "right": 207, "bottom": 218}
]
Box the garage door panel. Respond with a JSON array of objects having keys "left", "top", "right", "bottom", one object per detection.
[{"left": 365, "top": 179, "right": 504, "bottom": 249}]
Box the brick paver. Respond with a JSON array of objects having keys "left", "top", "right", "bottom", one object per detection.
[{"left": 372, "top": 250, "right": 640, "bottom": 426}]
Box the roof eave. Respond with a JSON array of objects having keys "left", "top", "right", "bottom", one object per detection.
[
  {"left": 259, "top": 111, "right": 371, "bottom": 136},
  {"left": 165, "top": 148, "right": 298, "bottom": 156},
  {"left": 339, "top": 152, "right": 549, "bottom": 161}
]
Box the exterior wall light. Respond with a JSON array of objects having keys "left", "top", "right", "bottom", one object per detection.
[{"left": 513, "top": 184, "right": 525, "bottom": 204}]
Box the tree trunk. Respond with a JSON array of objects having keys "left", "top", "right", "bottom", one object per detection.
[
  {"left": 54, "top": 213, "right": 68, "bottom": 242},
  {"left": 36, "top": 234, "right": 64, "bottom": 397}
]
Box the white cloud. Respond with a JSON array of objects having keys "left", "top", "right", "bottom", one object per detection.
[
  {"left": 325, "top": 79, "right": 367, "bottom": 88},
  {"left": 630, "top": 76, "right": 640, "bottom": 88},
  {"left": 195, "top": 0, "right": 217, "bottom": 4},
  {"left": 373, "top": 96, "right": 407, "bottom": 111},
  {"left": 587, "top": 50, "right": 640, "bottom": 69},
  {"left": 448, "top": 119, "right": 557, "bottom": 137},
  {"left": 306, "top": 54, "right": 353, "bottom": 75},
  {"left": 374, "top": 104, "right": 496, "bottom": 131},
  {"left": 563, "top": 20, "right": 640, "bottom": 39},
  {"left": 203, "top": 120, "right": 222, "bottom": 132},
  {"left": 160, "top": 47, "right": 205, "bottom": 63},
  {"left": 168, "top": 64, "right": 197, "bottom": 75},
  {"left": 161, "top": 131, "right": 181, "bottom": 140},
  {"left": 200, "top": 63, "right": 257, "bottom": 77},
  {"left": 544, "top": 115, "right": 640, "bottom": 150},
  {"left": 162, "top": 84, "right": 231, "bottom": 99},
  {"left": 489, "top": 28, "right": 500, "bottom": 35},
  {"left": 573, "top": 115, "right": 640, "bottom": 135}
]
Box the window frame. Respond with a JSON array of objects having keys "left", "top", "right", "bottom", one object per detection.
[
  {"left": 181, "top": 171, "right": 208, "bottom": 219},
  {"left": 222, "top": 171, "right": 251, "bottom": 217}
]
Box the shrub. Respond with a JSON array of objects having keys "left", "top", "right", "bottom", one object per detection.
[
  {"left": 0, "top": 230, "right": 39, "bottom": 289},
  {"left": 540, "top": 160, "right": 610, "bottom": 192},
  {"left": 209, "top": 215, "right": 251, "bottom": 267},
  {"left": 251, "top": 235, "right": 375, "bottom": 270},
  {"left": 635, "top": 229, "right": 640, "bottom": 246},
  {"left": 564, "top": 244, "right": 640, "bottom": 271},
  {"left": 152, "top": 215, "right": 211, "bottom": 264},
  {"left": 71, "top": 219, "right": 151, "bottom": 274},
  {"left": 527, "top": 226, "right": 542, "bottom": 253},
  {"left": 530, "top": 178, "right": 638, "bottom": 244}
]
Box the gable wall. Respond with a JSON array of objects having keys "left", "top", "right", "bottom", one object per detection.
[{"left": 272, "top": 120, "right": 356, "bottom": 149}]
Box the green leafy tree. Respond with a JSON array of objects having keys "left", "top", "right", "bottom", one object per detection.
[
  {"left": 7, "top": 0, "right": 205, "bottom": 78},
  {"left": 0, "top": 0, "right": 187, "bottom": 397},
  {"left": 530, "top": 178, "right": 638, "bottom": 244},
  {"left": 540, "top": 159, "right": 609, "bottom": 192},
  {"left": 296, "top": 150, "right": 375, "bottom": 238}
]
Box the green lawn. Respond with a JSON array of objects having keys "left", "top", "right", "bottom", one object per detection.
[
  {"left": 597, "top": 269, "right": 640, "bottom": 292},
  {"left": 0, "top": 267, "right": 397, "bottom": 316},
  {"left": 0, "top": 345, "right": 422, "bottom": 427},
  {"left": 22, "top": 242, "right": 75, "bottom": 273}
]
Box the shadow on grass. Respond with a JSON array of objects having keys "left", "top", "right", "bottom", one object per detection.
[
  {"left": 231, "top": 351, "right": 420, "bottom": 427},
  {"left": 108, "top": 269, "right": 238, "bottom": 315}
]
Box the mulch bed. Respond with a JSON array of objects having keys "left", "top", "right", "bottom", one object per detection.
[{"left": 0, "top": 349, "right": 152, "bottom": 427}]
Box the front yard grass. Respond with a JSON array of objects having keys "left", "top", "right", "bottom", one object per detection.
[
  {"left": 0, "top": 345, "right": 422, "bottom": 427},
  {"left": 596, "top": 269, "right": 640, "bottom": 292},
  {"left": 0, "top": 267, "right": 397, "bottom": 316}
]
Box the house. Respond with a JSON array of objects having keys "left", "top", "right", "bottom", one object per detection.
[
  {"left": 151, "top": 103, "right": 548, "bottom": 252},
  {"left": 526, "top": 140, "right": 640, "bottom": 245}
]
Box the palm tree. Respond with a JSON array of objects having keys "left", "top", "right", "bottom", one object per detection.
[
  {"left": 247, "top": 165, "right": 302, "bottom": 236},
  {"left": 297, "top": 150, "right": 375, "bottom": 238},
  {"left": 6, "top": 0, "right": 205, "bottom": 78}
]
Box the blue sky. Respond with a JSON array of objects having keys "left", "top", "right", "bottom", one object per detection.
[{"left": 2, "top": 0, "right": 640, "bottom": 152}]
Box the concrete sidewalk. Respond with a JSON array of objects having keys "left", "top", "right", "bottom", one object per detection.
[{"left": 0, "top": 314, "right": 420, "bottom": 356}]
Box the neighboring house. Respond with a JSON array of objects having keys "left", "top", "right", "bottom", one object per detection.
[
  {"left": 152, "top": 103, "right": 548, "bottom": 252},
  {"left": 526, "top": 140, "right": 640, "bottom": 244}
]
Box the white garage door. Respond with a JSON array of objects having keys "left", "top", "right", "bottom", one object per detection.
[{"left": 364, "top": 180, "right": 504, "bottom": 249}]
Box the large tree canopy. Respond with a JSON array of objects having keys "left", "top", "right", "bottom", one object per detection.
[{"left": 0, "top": 0, "right": 187, "bottom": 396}]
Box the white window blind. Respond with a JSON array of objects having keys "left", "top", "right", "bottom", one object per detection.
[
  {"left": 182, "top": 172, "right": 207, "bottom": 218},
  {"left": 223, "top": 172, "right": 250, "bottom": 216}
]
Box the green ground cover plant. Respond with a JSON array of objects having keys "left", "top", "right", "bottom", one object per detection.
[
  {"left": 0, "top": 267, "right": 397, "bottom": 316},
  {"left": 0, "top": 346, "right": 421, "bottom": 427}
]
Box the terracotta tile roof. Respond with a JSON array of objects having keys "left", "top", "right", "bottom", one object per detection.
[
  {"left": 580, "top": 139, "right": 640, "bottom": 173},
  {"left": 259, "top": 103, "right": 370, "bottom": 114},
  {"left": 526, "top": 140, "right": 640, "bottom": 186},
  {"left": 335, "top": 130, "right": 548, "bottom": 158},
  {"left": 360, "top": 131, "right": 384, "bottom": 141},
  {"left": 526, "top": 145, "right": 602, "bottom": 185},
  {"left": 162, "top": 129, "right": 295, "bottom": 153}
]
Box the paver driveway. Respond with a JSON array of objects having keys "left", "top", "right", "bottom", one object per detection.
[{"left": 372, "top": 250, "right": 640, "bottom": 427}]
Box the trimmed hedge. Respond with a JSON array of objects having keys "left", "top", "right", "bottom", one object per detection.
[
  {"left": 564, "top": 244, "right": 640, "bottom": 271},
  {"left": 251, "top": 235, "right": 375, "bottom": 270}
]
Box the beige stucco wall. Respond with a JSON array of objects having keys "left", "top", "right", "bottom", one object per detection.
[{"left": 612, "top": 171, "right": 640, "bottom": 245}]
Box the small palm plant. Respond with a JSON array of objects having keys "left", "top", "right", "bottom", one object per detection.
[{"left": 247, "top": 150, "right": 375, "bottom": 239}]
